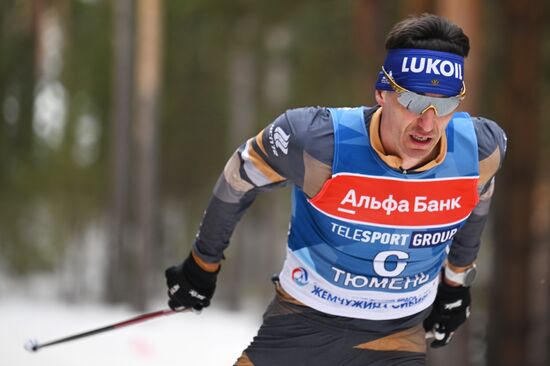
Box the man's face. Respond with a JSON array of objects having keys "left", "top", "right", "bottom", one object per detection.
[{"left": 375, "top": 90, "right": 454, "bottom": 168}]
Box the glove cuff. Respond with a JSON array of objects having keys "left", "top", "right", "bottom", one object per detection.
[
  {"left": 182, "top": 251, "right": 219, "bottom": 289},
  {"left": 437, "top": 281, "right": 470, "bottom": 302}
]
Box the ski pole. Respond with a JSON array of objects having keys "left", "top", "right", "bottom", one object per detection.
[{"left": 24, "top": 307, "right": 192, "bottom": 353}]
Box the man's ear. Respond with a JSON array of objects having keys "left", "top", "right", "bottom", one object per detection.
[{"left": 374, "top": 90, "right": 385, "bottom": 106}]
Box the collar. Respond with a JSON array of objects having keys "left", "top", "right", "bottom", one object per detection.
[{"left": 368, "top": 107, "right": 447, "bottom": 172}]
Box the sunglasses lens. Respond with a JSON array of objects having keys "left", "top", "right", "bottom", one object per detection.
[{"left": 396, "top": 92, "right": 460, "bottom": 116}]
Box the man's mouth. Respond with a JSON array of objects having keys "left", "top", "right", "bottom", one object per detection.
[{"left": 410, "top": 134, "right": 432, "bottom": 143}]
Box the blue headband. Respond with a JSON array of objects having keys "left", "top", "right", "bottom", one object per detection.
[{"left": 375, "top": 49, "right": 465, "bottom": 97}]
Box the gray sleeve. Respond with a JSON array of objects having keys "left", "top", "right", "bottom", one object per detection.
[
  {"left": 447, "top": 117, "right": 507, "bottom": 267},
  {"left": 194, "top": 107, "right": 333, "bottom": 263},
  {"left": 447, "top": 181, "right": 493, "bottom": 267},
  {"left": 255, "top": 107, "right": 334, "bottom": 189}
]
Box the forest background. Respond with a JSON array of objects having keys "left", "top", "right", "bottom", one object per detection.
[{"left": 1, "top": 1, "right": 549, "bottom": 365}]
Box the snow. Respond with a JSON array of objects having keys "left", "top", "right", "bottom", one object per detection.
[{"left": 0, "top": 298, "right": 261, "bottom": 366}]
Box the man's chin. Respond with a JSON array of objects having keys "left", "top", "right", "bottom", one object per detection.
[{"left": 402, "top": 146, "right": 437, "bottom": 164}]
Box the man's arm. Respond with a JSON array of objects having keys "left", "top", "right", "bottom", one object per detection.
[
  {"left": 446, "top": 117, "right": 507, "bottom": 275},
  {"left": 165, "top": 107, "right": 335, "bottom": 310},
  {"left": 424, "top": 117, "right": 507, "bottom": 347},
  {"left": 192, "top": 106, "right": 333, "bottom": 268}
]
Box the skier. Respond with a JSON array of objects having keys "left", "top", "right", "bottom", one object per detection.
[{"left": 165, "top": 13, "right": 506, "bottom": 365}]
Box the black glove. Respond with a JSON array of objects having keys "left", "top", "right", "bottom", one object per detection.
[
  {"left": 423, "top": 281, "right": 471, "bottom": 348},
  {"left": 165, "top": 252, "right": 219, "bottom": 311}
]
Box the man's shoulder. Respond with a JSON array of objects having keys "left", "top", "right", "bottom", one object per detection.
[
  {"left": 283, "top": 105, "right": 375, "bottom": 127},
  {"left": 468, "top": 116, "right": 507, "bottom": 188},
  {"left": 281, "top": 106, "right": 376, "bottom": 165},
  {"left": 271, "top": 106, "right": 332, "bottom": 141},
  {"left": 284, "top": 106, "right": 329, "bottom": 121},
  {"left": 276, "top": 107, "right": 334, "bottom": 166},
  {"left": 470, "top": 116, "right": 507, "bottom": 161}
]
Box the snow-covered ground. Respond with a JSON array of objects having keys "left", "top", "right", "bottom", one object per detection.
[{"left": 0, "top": 298, "right": 261, "bottom": 366}]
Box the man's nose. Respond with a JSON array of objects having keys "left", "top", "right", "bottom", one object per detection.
[{"left": 418, "top": 106, "right": 437, "bottom": 131}]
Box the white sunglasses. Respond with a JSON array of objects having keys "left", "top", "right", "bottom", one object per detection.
[{"left": 382, "top": 67, "right": 466, "bottom": 116}]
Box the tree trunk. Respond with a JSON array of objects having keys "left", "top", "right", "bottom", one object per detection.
[
  {"left": 132, "top": 0, "right": 163, "bottom": 310},
  {"left": 437, "top": 0, "right": 482, "bottom": 114},
  {"left": 105, "top": 0, "right": 133, "bottom": 304},
  {"left": 487, "top": 1, "right": 544, "bottom": 365},
  {"left": 352, "top": 0, "right": 384, "bottom": 102},
  {"left": 530, "top": 177, "right": 550, "bottom": 366},
  {"left": 400, "top": 0, "right": 434, "bottom": 16}
]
